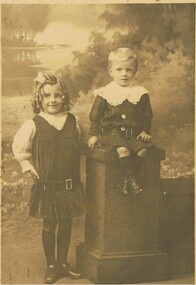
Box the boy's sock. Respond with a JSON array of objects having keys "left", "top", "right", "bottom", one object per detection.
[
  {"left": 119, "top": 156, "right": 133, "bottom": 174},
  {"left": 119, "top": 156, "right": 142, "bottom": 195}
]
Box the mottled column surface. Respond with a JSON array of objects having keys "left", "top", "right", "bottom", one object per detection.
[{"left": 77, "top": 145, "right": 168, "bottom": 284}]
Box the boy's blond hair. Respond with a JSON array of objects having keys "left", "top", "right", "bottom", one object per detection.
[{"left": 108, "top": 48, "right": 138, "bottom": 70}]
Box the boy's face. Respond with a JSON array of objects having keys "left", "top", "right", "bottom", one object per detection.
[
  {"left": 41, "top": 83, "right": 64, "bottom": 115},
  {"left": 109, "top": 59, "right": 137, "bottom": 87}
]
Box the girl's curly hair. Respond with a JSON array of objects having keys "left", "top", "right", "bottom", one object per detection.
[{"left": 32, "top": 72, "right": 71, "bottom": 114}]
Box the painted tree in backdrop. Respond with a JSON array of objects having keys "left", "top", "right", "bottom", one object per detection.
[{"left": 2, "top": 4, "right": 49, "bottom": 46}]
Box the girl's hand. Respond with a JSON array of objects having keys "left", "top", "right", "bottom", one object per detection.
[
  {"left": 29, "top": 168, "right": 40, "bottom": 180},
  {"left": 87, "top": 136, "right": 98, "bottom": 151},
  {"left": 137, "top": 131, "right": 152, "bottom": 142}
]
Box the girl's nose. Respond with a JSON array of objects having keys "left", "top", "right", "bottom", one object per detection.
[{"left": 49, "top": 94, "right": 56, "bottom": 102}]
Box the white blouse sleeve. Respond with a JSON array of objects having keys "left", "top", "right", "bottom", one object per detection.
[
  {"left": 12, "top": 119, "right": 36, "bottom": 173},
  {"left": 75, "top": 115, "right": 84, "bottom": 142}
]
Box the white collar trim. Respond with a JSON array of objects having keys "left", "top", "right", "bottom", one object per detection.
[
  {"left": 94, "top": 81, "right": 149, "bottom": 106},
  {"left": 39, "top": 111, "right": 68, "bottom": 131}
]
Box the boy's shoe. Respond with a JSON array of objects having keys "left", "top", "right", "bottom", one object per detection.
[
  {"left": 58, "top": 263, "right": 83, "bottom": 279},
  {"left": 118, "top": 177, "right": 132, "bottom": 195},
  {"left": 121, "top": 177, "right": 130, "bottom": 195},
  {"left": 128, "top": 177, "right": 143, "bottom": 194},
  {"left": 118, "top": 176, "right": 142, "bottom": 195},
  {"left": 44, "top": 265, "right": 58, "bottom": 284}
]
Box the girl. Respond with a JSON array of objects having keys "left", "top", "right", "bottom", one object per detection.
[
  {"left": 88, "top": 48, "right": 154, "bottom": 195},
  {"left": 12, "top": 72, "right": 85, "bottom": 284}
]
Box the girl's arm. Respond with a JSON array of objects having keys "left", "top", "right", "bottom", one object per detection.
[
  {"left": 89, "top": 95, "right": 106, "bottom": 136},
  {"left": 12, "top": 119, "right": 37, "bottom": 173},
  {"left": 75, "top": 115, "right": 84, "bottom": 143}
]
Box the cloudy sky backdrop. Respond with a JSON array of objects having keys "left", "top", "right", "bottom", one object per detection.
[{"left": 35, "top": 5, "right": 106, "bottom": 49}]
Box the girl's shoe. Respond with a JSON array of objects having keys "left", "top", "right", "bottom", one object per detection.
[
  {"left": 58, "top": 263, "right": 83, "bottom": 279},
  {"left": 44, "top": 265, "right": 58, "bottom": 284}
]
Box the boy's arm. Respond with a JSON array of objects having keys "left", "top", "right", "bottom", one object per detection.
[
  {"left": 12, "top": 119, "right": 36, "bottom": 173},
  {"left": 140, "top": 94, "right": 153, "bottom": 134}
]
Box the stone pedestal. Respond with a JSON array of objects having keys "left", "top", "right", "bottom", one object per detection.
[
  {"left": 77, "top": 146, "right": 168, "bottom": 284},
  {"left": 159, "top": 178, "right": 194, "bottom": 275}
]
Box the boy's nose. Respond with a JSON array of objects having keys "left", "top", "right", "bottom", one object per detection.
[{"left": 121, "top": 69, "right": 127, "bottom": 76}]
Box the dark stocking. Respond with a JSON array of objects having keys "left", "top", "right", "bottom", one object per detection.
[
  {"left": 42, "top": 217, "right": 57, "bottom": 266},
  {"left": 42, "top": 230, "right": 56, "bottom": 266},
  {"left": 57, "top": 218, "right": 72, "bottom": 266}
]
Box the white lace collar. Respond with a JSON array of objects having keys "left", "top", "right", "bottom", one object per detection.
[
  {"left": 39, "top": 111, "right": 68, "bottom": 131},
  {"left": 94, "top": 81, "right": 149, "bottom": 106}
]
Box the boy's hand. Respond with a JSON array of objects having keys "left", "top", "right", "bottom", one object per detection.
[
  {"left": 29, "top": 168, "right": 40, "bottom": 180},
  {"left": 137, "top": 131, "right": 151, "bottom": 142},
  {"left": 87, "top": 136, "right": 98, "bottom": 151}
]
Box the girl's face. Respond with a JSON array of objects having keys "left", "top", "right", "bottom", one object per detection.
[
  {"left": 41, "top": 83, "right": 64, "bottom": 115},
  {"left": 109, "top": 59, "right": 137, "bottom": 87}
]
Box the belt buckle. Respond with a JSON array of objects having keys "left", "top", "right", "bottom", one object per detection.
[
  {"left": 65, "top": 178, "right": 72, "bottom": 190},
  {"left": 126, "top": 128, "right": 133, "bottom": 138}
]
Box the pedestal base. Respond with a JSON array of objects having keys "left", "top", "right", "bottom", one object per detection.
[
  {"left": 77, "top": 243, "right": 168, "bottom": 284},
  {"left": 167, "top": 246, "right": 194, "bottom": 275}
]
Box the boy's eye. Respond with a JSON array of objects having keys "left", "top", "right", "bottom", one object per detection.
[{"left": 54, "top": 93, "right": 62, "bottom": 98}]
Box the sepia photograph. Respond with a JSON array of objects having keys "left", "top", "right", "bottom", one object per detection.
[{"left": 1, "top": 1, "right": 195, "bottom": 284}]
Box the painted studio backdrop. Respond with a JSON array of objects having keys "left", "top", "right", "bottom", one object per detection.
[{"left": 1, "top": 3, "right": 194, "bottom": 284}]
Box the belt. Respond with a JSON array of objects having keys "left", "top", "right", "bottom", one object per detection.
[
  {"left": 102, "top": 127, "right": 134, "bottom": 138},
  {"left": 36, "top": 179, "right": 73, "bottom": 191}
]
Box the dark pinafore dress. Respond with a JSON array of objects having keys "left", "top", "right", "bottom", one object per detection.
[{"left": 29, "top": 113, "right": 85, "bottom": 219}]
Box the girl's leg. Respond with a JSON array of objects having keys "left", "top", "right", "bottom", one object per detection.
[
  {"left": 57, "top": 217, "right": 82, "bottom": 279},
  {"left": 57, "top": 217, "right": 72, "bottom": 266},
  {"left": 42, "top": 217, "right": 57, "bottom": 266},
  {"left": 116, "top": 147, "right": 142, "bottom": 195},
  {"left": 42, "top": 217, "right": 58, "bottom": 283}
]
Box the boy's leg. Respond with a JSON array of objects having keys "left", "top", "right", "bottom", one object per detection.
[
  {"left": 137, "top": 147, "right": 148, "bottom": 158},
  {"left": 135, "top": 147, "right": 148, "bottom": 173},
  {"left": 42, "top": 217, "right": 58, "bottom": 284},
  {"left": 116, "top": 147, "right": 143, "bottom": 195},
  {"left": 57, "top": 217, "right": 82, "bottom": 279}
]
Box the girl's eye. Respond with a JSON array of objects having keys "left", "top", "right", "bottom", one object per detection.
[
  {"left": 42, "top": 93, "right": 62, "bottom": 99},
  {"left": 43, "top": 93, "right": 50, "bottom": 98},
  {"left": 116, "top": 68, "right": 122, "bottom": 71}
]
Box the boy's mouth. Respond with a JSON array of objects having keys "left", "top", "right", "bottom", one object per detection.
[{"left": 121, "top": 78, "right": 128, "bottom": 81}]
